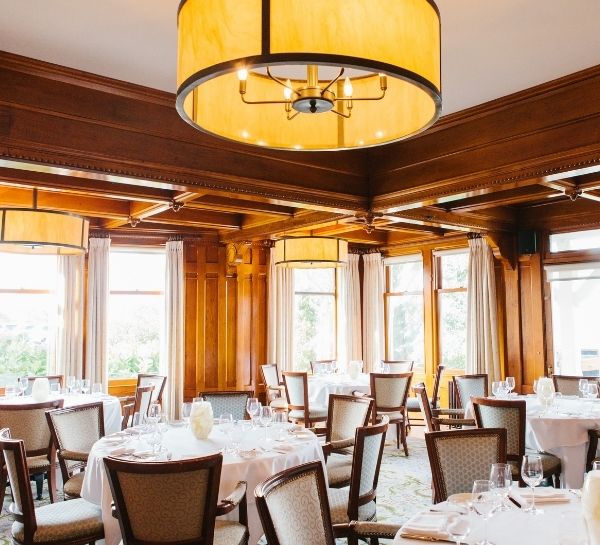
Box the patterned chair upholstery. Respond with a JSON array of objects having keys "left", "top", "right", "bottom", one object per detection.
[
  {"left": 0, "top": 399, "right": 63, "bottom": 504},
  {"left": 199, "top": 391, "right": 254, "bottom": 421},
  {"left": 282, "top": 372, "right": 327, "bottom": 427},
  {"left": 256, "top": 460, "right": 400, "bottom": 545},
  {"left": 46, "top": 402, "right": 105, "bottom": 499},
  {"left": 425, "top": 427, "right": 507, "bottom": 503},
  {"left": 414, "top": 383, "right": 474, "bottom": 433},
  {"left": 260, "top": 364, "right": 288, "bottom": 411},
  {"left": 0, "top": 429, "right": 104, "bottom": 545},
  {"left": 472, "top": 397, "right": 561, "bottom": 486},
  {"left": 137, "top": 374, "right": 167, "bottom": 405},
  {"left": 121, "top": 385, "right": 155, "bottom": 430},
  {"left": 321, "top": 394, "right": 374, "bottom": 488},
  {"left": 327, "top": 416, "right": 388, "bottom": 532},
  {"left": 453, "top": 374, "right": 488, "bottom": 408},
  {"left": 552, "top": 375, "right": 591, "bottom": 397},
  {"left": 370, "top": 372, "right": 412, "bottom": 455},
  {"left": 104, "top": 453, "right": 248, "bottom": 545},
  {"left": 21, "top": 376, "right": 64, "bottom": 396},
  {"left": 382, "top": 360, "right": 414, "bottom": 373}
]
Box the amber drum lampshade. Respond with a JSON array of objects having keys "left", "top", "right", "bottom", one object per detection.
[
  {"left": 274, "top": 237, "right": 348, "bottom": 268},
  {"left": 176, "top": 0, "right": 441, "bottom": 151}
]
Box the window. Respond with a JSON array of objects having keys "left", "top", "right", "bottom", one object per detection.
[
  {"left": 293, "top": 268, "right": 336, "bottom": 371},
  {"left": 107, "top": 248, "right": 165, "bottom": 378},
  {"left": 547, "top": 262, "right": 600, "bottom": 376},
  {"left": 0, "top": 253, "right": 57, "bottom": 384},
  {"left": 436, "top": 251, "right": 469, "bottom": 369},
  {"left": 550, "top": 229, "right": 600, "bottom": 253},
  {"left": 385, "top": 256, "right": 424, "bottom": 366}
]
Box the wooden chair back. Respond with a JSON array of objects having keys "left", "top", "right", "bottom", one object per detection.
[
  {"left": 552, "top": 375, "right": 592, "bottom": 397},
  {"left": 382, "top": 360, "right": 414, "bottom": 373},
  {"left": 134, "top": 385, "right": 155, "bottom": 417},
  {"left": 431, "top": 365, "right": 446, "bottom": 409},
  {"left": 413, "top": 383, "right": 437, "bottom": 432},
  {"left": 261, "top": 364, "right": 281, "bottom": 389},
  {"left": 282, "top": 372, "right": 310, "bottom": 414},
  {"left": 326, "top": 394, "right": 373, "bottom": 444},
  {"left": 369, "top": 372, "right": 413, "bottom": 420},
  {"left": 453, "top": 374, "right": 488, "bottom": 408},
  {"left": 137, "top": 374, "right": 166, "bottom": 405}
]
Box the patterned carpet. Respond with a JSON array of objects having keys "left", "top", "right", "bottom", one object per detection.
[{"left": 0, "top": 433, "right": 432, "bottom": 544}]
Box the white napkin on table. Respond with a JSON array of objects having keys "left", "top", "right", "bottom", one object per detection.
[
  {"left": 399, "top": 512, "right": 449, "bottom": 539},
  {"left": 511, "top": 487, "right": 572, "bottom": 504}
]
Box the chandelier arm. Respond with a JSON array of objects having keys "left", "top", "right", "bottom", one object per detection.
[
  {"left": 330, "top": 108, "right": 351, "bottom": 119},
  {"left": 333, "top": 90, "right": 386, "bottom": 102},
  {"left": 321, "top": 67, "right": 345, "bottom": 95},
  {"left": 241, "top": 95, "right": 292, "bottom": 106},
  {"left": 286, "top": 110, "right": 301, "bottom": 121},
  {"left": 266, "top": 67, "right": 295, "bottom": 92}
]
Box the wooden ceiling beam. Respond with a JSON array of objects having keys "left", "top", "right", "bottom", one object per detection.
[
  {"left": 103, "top": 208, "right": 241, "bottom": 230},
  {"left": 187, "top": 195, "right": 296, "bottom": 217},
  {"left": 390, "top": 207, "right": 513, "bottom": 232},
  {"left": 446, "top": 185, "right": 559, "bottom": 212}
]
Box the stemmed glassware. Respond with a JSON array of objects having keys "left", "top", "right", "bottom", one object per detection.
[
  {"left": 92, "top": 383, "right": 103, "bottom": 395},
  {"left": 259, "top": 406, "right": 273, "bottom": 441},
  {"left": 471, "top": 480, "right": 499, "bottom": 545},
  {"left": 505, "top": 376, "right": 515, "bottom": 395},
  {"left": 131, "top": 412, "right": 145, "bottom": 440},
  {"left": 81, "top": 379, "right": 90, "bottom": 395},
  {"left": 220, "top": 413, "right": 234, "bottom": 452},
  {"left": 586, "top": 382, "right": 599, "bottom": 399},
  {"left": 272, "top": 411, "right": 288, "bottom": 440},
  {"left": 446, "top": 514, "right": 471, "bottom": 545},
  {"left": 521, "top": 454, "right": 544, "bottom": 514},
  {"left": 246, "top": 397, "right": 260, "bottom": 427},
  {"left": 579, "top": 379, "right": 589, "bottom": 398},
  {"left": 489, "top": 463, "right": 512, "bottom": 510},
  {"left": 66, "top": 375, "right": 76, "bottom": 395},
  {"left": 18, "top": 377, "right": 28, "bottom": 396},
  {"left": 181, "top": 402, "right": 192, "bottom": 428}
]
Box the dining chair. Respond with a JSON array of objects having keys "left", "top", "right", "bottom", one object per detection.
[
  {"left": 310, "top": 360, "right": 337, "bottom": 374},
  {"left": 413, "top": 383, "right": 474, "bottom": 433},
  {"left": 321, "top": 394, "right": 374, "bottom": 488},
  {"left": 369, "top": 372, "right": 412, "bottom": 455},
  {"left": 552, "top": 374, "right": 592, "bottom": 396},
  {"left": 327, "top": 416, "right": 389, "bottom": 544},
  {"left": 382, "top": 360, "right": 414, "bottom": 373},
  {"left": 425, "top": 427, "right": 507, "bottom": 503},
  {"left": 260, "top": 364, "right": 288, "bottom": 411},
  {"left": 471, "top": 396, "right": 561, "bottom": 487},
  {"left": 0, "top": 399, "right": 64, "bottom": 503},
  {"left": 121, "top": 385, "right": 155, "bottom": 430},
  {"left": 104, "top": 453, "right": 248, "bottom": 545},
  {"left": 136, "top": 374, "right": 167, "bottom": 405},
  {"left": 255, "top": 460, "right": 400, "bottom": 545},
  {"left": 587, "top": 429, "right": 600, "bottom": 471},
  {"left": 453, "top": 373, "right": 488, "bottom": 408},
  {"left": 199, "top": 390, "right": 254, "bottom": 421},
  {"left": 45, "top": 402, "right": 105, "bottom": 499},
  {"left": 0, "top": 428, "right": 104, "bottom": 545},
  {"left": 20, "top": 376, "right": 64, "bottom": 396},
  {"left": 282, "top": 372, "right": 327, "bottom": 427},
  {"left": 406, "top": 365, "right": 445, "bottom": 427}
]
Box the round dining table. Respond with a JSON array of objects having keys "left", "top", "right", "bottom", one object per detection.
[
  {"left": 0, "top": 392, "right": 122, "bottom": 435},
  {"left": 80, "top": 422, "right": 326, "bottom": 545},
  {"left": 308, "top": 372, "right": 370, "bottom": 406}
]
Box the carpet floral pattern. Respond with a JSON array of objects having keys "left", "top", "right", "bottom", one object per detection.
[{"left": 0, "top": 434, "right": 431, "bottom": 545}]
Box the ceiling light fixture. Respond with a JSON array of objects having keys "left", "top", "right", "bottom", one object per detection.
[
  {"left": 274, "top": 236, "right": 348, "bottom": 268},
  {"left": 176, "top": 0, "right": 441, "bottom": 151},
  {"left": 0, "top": 189, "right": 89, "bottom": 254}
]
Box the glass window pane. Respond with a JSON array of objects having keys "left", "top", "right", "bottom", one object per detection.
[
  {"left": 294, "top": 268, "right": 335, "bottom": 293},
  {"left": 389, "top": 259, "right": 423, "bottom": 292},
  {"left": 293, "top": 294, "right": 335, "bottom": 371},
  {"left": 440, "top": 253, "right": 469, "bottom": 289},
  {"left": 387, "top": 295, "right": 424, "bottom": 364},
  {"left": 550, "top": 229, "right": 600, "bottom": 253},
  {"left": 439, "top": 291, "right": 467, "bottom": 369},
  {"left": 109, "top": 250, "right": 166, "bottom": 292},
  {"left": 550, "top": 276, "right": 600, "bottom": 376},
  {"left": 108, "top": 294, "right": 163, "bottom": 378},
  {"left": 0, "top": 253, "right": 57, "bottom": 290},
  {"left": 0, "top": 292, "right": 51, "bottom": 384}
]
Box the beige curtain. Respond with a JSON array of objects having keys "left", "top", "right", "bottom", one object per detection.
[
  {"left": 466, "top": 236, "right": 501, "bottom": 382},
  {"left": 267, "top": 247, "right": 295, "bottom": 371},
  {"left": 163, "top": 240, "right": 185, "bottom": 419},
  {"left": 345, "top": 253, "right": 362, "bottom": 362},
  {"left": 53, "top": 254, "right": 85, "bottom": 378},
  {"left": 362, "top": 252, "right": 385, "bottom": 373},
  {"left": 85, "top": 237, "right": 111, "bottom": 386}
]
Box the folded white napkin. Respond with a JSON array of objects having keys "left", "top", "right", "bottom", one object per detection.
[
  {"left": 512, "top": 487, "right": 572, "bottom": 504},
  {"left": 400, "top": 512, "right": 449, "bottom": 539},
  {"left": 109, "top": 447, "right": 136, "bottom": 457}
]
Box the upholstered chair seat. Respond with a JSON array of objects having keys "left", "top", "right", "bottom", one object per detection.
[
  {"left": 326, "top": 455, "right": 353, "bottom": 488},
  {"left": 213, "top": 520, "right": 248, "bottom": 545},
  {"left": 327, "top": 488, "right": 376, "bottom": 523},
  {"left": 63, "top": 472, "right": 86, "bottom": 498},
  {"left": 288, "top": 406, "right": 327, "bottom": 420},
  {"left": 406, "top": 397, "right": 419, "bottom": 411},
  {"left": 269, "top": 397, "right": 288, "bottom": 410}
]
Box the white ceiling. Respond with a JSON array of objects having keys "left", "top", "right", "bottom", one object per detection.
[{"left": 0, "top": 0, "right": 599, "bottom": 116}]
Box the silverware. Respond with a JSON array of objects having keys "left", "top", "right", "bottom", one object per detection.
[
  {"left": 508, "top": 496, "right": 522, "bottom": 509},
  {"left": 400, "top": 534, "right": 465, "bottom": 544}
]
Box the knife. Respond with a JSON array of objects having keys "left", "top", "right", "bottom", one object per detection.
[
  {"left": 508, "top": 496, "right": 522, "bottom": 509},
  {"left": 400, "top": 534, "right": 466, "bottom": 544}
]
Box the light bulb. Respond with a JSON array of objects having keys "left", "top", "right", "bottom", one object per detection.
[
  {"left": 283, "top": 79, "right": 293, "bottom": 100},
  {"left": 343, "top": 77, "right": 353, "bottom": 98},
  {"left": 237, "top": 68, "right": 248, "bottom": 81}
]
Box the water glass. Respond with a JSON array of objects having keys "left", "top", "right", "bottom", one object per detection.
[
  {"left": 182, "top": 402, "right": 192, "bottom": 427},
  {"left": 260, "top": 406, "right": 273, "bottom": 441},
  {"left": 505, "top": 376, "right": 515, "bottom": 394},
  {"left": 471, "top": 480, "right": 498, "bottom": 545},
  {"left": 132, "top": 412, "right": 144, "bottom": 439},
  {"left": 19, "top": 377, "right": 29, "bottom": 396},
  {"left": 4, "top": 384, "right": 17, "bottom": 398},
  {"left": 74, "top": 379, "right": 82, "bottom": 394},
  {"left": 246, "top": 397, "right": 260, "bottom": 425},
  {"left": 230, "top": 421, "right": 243, "bottom": 455},
  {"left": 521, "top": 454, "right": 544, "bottom": 514},
  {"left": 66, "top": 375, "right": 76, "bottom": 394},
  {"left": 220, "top": 413, "right": 234, "bottom": 451},
  {"left": 148, "top": 402, "right": 161, "bottom": 422},
  {"left": 92, "top": 383, "right": 103, "bottom": 395},
  {"left": 272, "top": 411, "right": 288, "bottom": 440},
  {"left": 50, "top": 383, "right": 60, "bottom": 396},
  {"left": 491, "top": 381, "right": 502, "bottom": 397},
  {"left": 81, "top": 379, "right": 90, "bottom": 395},
  {"left": 446, "top": 514, "right": 471, "bottom": 545},
  {"left": 489, "top": 463, "right": 512, "bottom": 509},
  {"left": 580, "top": 379, "right": 589, "bottom": 398},
  {"left": 586, "top": 382, "right": 599, "bottom": 399}
]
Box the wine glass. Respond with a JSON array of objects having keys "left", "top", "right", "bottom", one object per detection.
[
  {"left": 182, "top": 402, "right": 192, "bottom": 428},
  {"left": 246, "top": 397, "right": 260, "bottom": 426},
  {"left": 489, "top": 463, "right": 512, "bottom": 510},
  {"left": 260, "top": 406, "right": 273, "bottom": 441},
  {"left": 131, "top": 412, "right": 145, "bottom": 440},
  {"left": 331, "top": 361, "right": 338, "bottom": 374},
  {"left": 220, "top": 413, "right": 234, "bottom": 451},
  {"left": 66, "top": 375, "right": 76, "bottom": 395},
  {"left": 74, "top": 379, "right": 82, "bottom": 394},
  {"left": 81, "top": 379, "right": 90, "bottom": 395},
  {"left": 382, "top": 363, "right": 391, "bottom": 374},
  {"left": 579, "top": 379, "right": 589, "bottom": 398},
  {"left": 446, "top": 514, "right": 471, "bottom": 545},
  {"left": 521, "top": 454, "right": 544, "bottom": 514},
  {"left": 491, "top": 381, "right": 502, "bottom": 397},
  {"left": 18, "top": 377, "right": 28, "bottom": 397},
  {"left": 471, "top": 480, "right": 498, "bottom": 545},
  {"left": 586, "top": 382, "right": 599, "bottom": 399},
  {"left": 50, "top": 382, "right": 60, "bottom": 396},
  {"left": 272, "top": 411, "right": 288, "bottom": 440},
  {"left": 505, "top": 376, "right": 515, "bottom": 395},
  {"left": 92, "top": 383, "right": 103, "bottom": 395}
]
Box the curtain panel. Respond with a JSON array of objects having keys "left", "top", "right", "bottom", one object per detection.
[
  {"left": 85, "top": 237, "right": 111, "bottom": 386},
  {"left": 267, "top": 247, "right": 295, "bottom": 371},
  {"left": 345, "top": 253, "right": 362, "bottom": 362},
  {"left": 362, "top": 252, "right": 385, "bottom": 372},
  {"left": 163, "top": 240, "right": 185, "bottom": 419},
  {"left": 53, "top": 254, "right": 85, "bottom": 379},
  {"left": 466, "top": 236, "right": 501, "bottom": 383}
]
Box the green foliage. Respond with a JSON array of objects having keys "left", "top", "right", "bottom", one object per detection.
[
  {"left": 0, "top": 333, "right": 47, "bottom": 382},
  {"left": 294, "top": 294, "right": 317, "bottom": 371},
  {"left": 390, "top": 296, "right": 424, "bottom": 362}
]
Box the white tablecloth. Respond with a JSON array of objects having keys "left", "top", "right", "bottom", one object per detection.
[
  {"left": 0, "top": 393, "right": 122, "bottom": 435},
  {"left": 81, "top": 424, "right": 325, "bottom": 545},
  {"left": 466, "top": 395, "right": 600, "bottom": 488},
  {"left": 308, "top": 373, "right": 370, "bottom": 406},
  {"left": 394, "top": 495, "right": 584, "bottom": 544}
]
